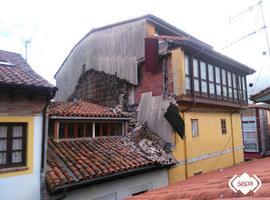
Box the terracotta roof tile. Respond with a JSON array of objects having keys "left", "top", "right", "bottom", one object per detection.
[
  {"left": 126, "top": 157, "right": 270, "bottom": 200},
  {"left": 0, "top": 50, "right": 56, "bottom": 89},
  {"left": 46, "top": 137, "right": 171, "bottom": 193},
  {"left": 48, "top": 101, "right": 130, "bottom": 118}
]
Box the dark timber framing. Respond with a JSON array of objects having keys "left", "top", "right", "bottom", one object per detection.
[{"left": 183, "top": 54, "right": 248, "bottom": 107}]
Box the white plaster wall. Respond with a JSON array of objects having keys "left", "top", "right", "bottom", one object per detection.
[
  {"left": 0, "top": 115, "right": 43, "bottom": 200},
  {"left": 53, "top": 169, "right": 168, "bottom": 200}
]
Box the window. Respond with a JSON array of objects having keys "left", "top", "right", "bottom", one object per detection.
[
  {"left": 58, "top": 122, "right": 122, "bottom": 139},
  {"left": 208, "top": 64, "right": 215, "bottom": 95},
  {"left": 221, "top": 119, "right": 227, "bottom": 134},
  {"left": 238, "top": 75, "right": 243, "bottom": 101},
  {"left": 191, "top": 119, "right": 199, "bottom": 137},
  {"left": 215, "top": 67, "right": 221, "bottom": 96},
  {"left": 193, "top": 59, "right": 200, "bottom": 92},
  {"left": 200, "top": 61, "right": 207, "bottom": 93},
  {"left": 222, "top": 69, "right": 227, "bottom": 98},
  {"left": 232, "top": 73, "right": 238, "bottom": 101},
  {"left": 242, "top": 76, "right": 247, "bottom": 102},
  {"left": 227, "top": 72, "right": 233, "bottom": 99},
  {"left": 185, "top": 55, "right": 191, "bottom": 91},
  {"left": 0, "top": 123, "right": 26, "bottom": 168}
]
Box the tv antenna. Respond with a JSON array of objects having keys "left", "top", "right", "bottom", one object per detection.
[
  {"left": 24, "top": 38, "right": 31, "bottom": 61},
  {"left": 225, "top": 0, "right": 270, "bottom": 56}
]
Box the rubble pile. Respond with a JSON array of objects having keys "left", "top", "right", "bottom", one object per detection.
[{"left": 125, "top": 122, "right": 177, "bottom": 165}]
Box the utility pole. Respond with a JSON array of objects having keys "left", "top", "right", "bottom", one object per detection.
[{"left": 258, "top": 1, "right": 270, "bottom": 56}]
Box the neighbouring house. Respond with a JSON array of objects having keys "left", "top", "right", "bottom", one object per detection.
[
  {"left": 241, "top": 104, "right": 270, "bottom": 160},
  {"left": 54, "top": 14, "right": 255, "bottom": 184},
  {"left": 46, "top": 101, "right": 176, "bottom": 200},
  {"left": 241, "top": 86, "right": 270, "bottom": 160},
  {"left": 0, "top": 50, "right": 57, "bottom": 200}
]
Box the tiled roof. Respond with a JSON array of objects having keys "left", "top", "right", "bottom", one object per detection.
[
  {"left": 0, "top": 50, "right": 56, "bottom": 89},
  {"left": 48, "top": 101, "right": 130, "bottom": 118},
  {"left": 46, "top": 137, "right": 173, "bottom": 193},
  {"left": 126, "top": 157, "right": 270, "bottom": 200}
]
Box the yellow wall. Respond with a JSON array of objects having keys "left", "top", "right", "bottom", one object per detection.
[
  {"left": 169, "top": 111, "right": 244, "bottom": 184},
  {"left": 171, "top": 48, "right": 185, "bottom": 96},
  {"left": 0, "top": 116, "right": 34, "bottom": 178}
]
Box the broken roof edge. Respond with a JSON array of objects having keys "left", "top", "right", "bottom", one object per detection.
[
  {"left": 54, "top": 14, "right": 211, "bottom": 79},
  {"left": 48, "top": 163, "right": 174, "bottom": 195}
]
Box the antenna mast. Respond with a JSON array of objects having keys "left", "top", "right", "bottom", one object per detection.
[{"left": 24, "top": 39, "right": 31, "bottom": 61}]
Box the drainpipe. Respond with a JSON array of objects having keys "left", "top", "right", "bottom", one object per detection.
[
  {"left": 230, "top": 112, "right": 236, "bottom": 165},
  {"left": 40, "top": 100, "right": 50, "bottom": 199},
  {"left": 181, "top": 112, "right": 188, "bottom": 179}
]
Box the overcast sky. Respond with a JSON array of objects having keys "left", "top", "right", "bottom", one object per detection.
[{"left": 0, "top": 0, "right": 269, "bottom": 95}]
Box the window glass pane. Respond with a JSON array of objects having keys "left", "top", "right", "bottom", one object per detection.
[
  {"left": 217, "top": 85, "right": 221, "bottom": 95},
  {"left": 13, "top": 126, "right": 23, "bottom": 137},
  {"left": 208, "top": 64, "right": 214, "bottom": 81},
  {"left": 193, "top": 59, "right": 199, "bottom": 78},
  {"left": 239, "top": 76, "right": 242, "bottom": 90},
  {"left": 229, "top": 88, "right": 233, "bottom": 98},
  {"left": 0, "top": 139, "right": 6, "bottom": 151},
  {"left": 223, "top": 86, "right": 227, "bottom": 97},
  {"left": 0, "top": 152, "right": 6, "bottom": 164},
  {"left": 95, "top": 123, "right": 101, "bottom": 137},
  {"left": 67, "top": 124, "right": 74, "bottom": 138},
  {"left": 185, "top": 77, "right": 191, "bottom": 90},
  {"left": 242, "top": 76, "right": 246, "bottom": 90},
  {"left": 12, "top": 139, "right": 22, "bottom": 150},
  {"left": 0, "top": 127, "right": 7, "bottom": 138},
  {"left": 222, "top": 69, "right": 226, "bottom": 86},
  {"left": 227, "top": 72, "right": 232, "bottom": 87},
  {"left": 191, "top": 120, "right": 199, "bottom": 137},
  {"left": 234, "top": 89, "right": 238, "bottom": 100},
  {"left": 86, "top": 123, "right": 93, "bottom": 137},
  {"left": 185, "top": 55, "right": 189, "bottom": 75},
  {"left": 78, "top": 124, "right": 84, "bottom": 138},
  {"left": 215, "top": 67, "right": 220, "bottom": 83},
  {"left": 202, "top": 81, "right": 207, "bottom": 93},
  {"left": 12, "top": 151, "right": 22, "bottom": 163},
  {"left": 200, "top": 61, "right": 206, "bottom": 79},
  {"left": 194, "top": 79, "right": 199, "bottom": 91},
  {"left": 209, "top": 83, "right": 215, "bottom": 94},
  {"left": 233, "top": 73, "right": 237, "bottom": 88},
  {"left": 59, "top": 123, "right": 65, "bottom": 139}
]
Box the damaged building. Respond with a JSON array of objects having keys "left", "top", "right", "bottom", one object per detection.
[
  {"left": 46, "top": 101, "right": 175, "bottom": 200},
  {"left": 54, "top": 14, "right": 256, "bottom": 185}
]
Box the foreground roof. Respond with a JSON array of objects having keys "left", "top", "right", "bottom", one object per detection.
[
  {"left": 46, "top": 137, "right": 174, "bottom": 194},
  {"left": 48, "top": 101, "right": 130, "bottom": 119},
  {"left": 0, "top": 50, "right": 56, "bottom": 91},
  {"left": 126, "top": 157, "right": 270, "bottom": 200}
]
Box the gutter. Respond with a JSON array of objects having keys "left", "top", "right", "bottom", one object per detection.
[
  {"left": 49, "top": 163, "right": 175, "bottom": 195},
  {"left": 49, "top": 116, "right": 130, "bottom": 120}
]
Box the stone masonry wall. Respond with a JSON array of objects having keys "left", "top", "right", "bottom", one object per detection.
[{"left": 69, "top": 69, "right": 131, "bottom": 108}]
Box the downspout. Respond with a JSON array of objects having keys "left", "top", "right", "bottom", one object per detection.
[
  {"left": 40, "top": 100, "right": 50, "bottom": 199},
  {"left": 230, "top": 112, "right": 236, "bottom": 165},
  {"left": 181, "top": 111, "right": 188, "bottom": 179}
]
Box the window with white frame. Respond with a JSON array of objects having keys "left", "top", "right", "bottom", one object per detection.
[
  {"left": 208, "top": 64, "right": 215, "bottom": 95},
  {"left": 193, "top": 59, "right": 200, "bottom": 92},
  {"left": 200, "top": 61, "right": 207, "bottom": 94}
]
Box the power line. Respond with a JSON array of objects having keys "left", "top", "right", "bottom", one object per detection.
[{"left": 222, "top": 26, "right": 266, "bottom": 50}]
